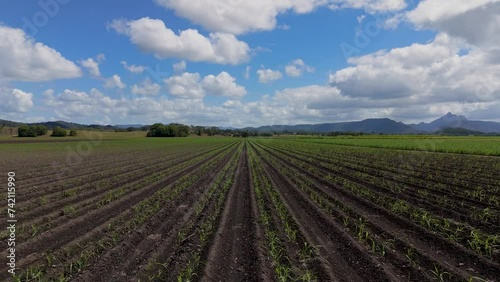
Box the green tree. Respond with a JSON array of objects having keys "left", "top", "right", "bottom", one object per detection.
[
  {"left": 18, "top": 125, "right": 36, "bottom": 137},
  {"left": 69, "top": 130, "right": 78, "bottom": 136},
  {"left": 147, "top": 123, "right": 166, "bottom": 137},
  {"left": 51, "top": 127, "right": 68, "bottom": 137},
  {"left": 35, "top": 125, "right": 48, "bottom": 136},
  {"left": 146, "top": 123, "right": 190, "bottom": 137}
]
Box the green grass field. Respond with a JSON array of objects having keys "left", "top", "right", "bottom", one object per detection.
[
  {"left": 0, "top": 131, "right": 233, "bottom": 155},
  {"left": 283, "top": 135, "right": 500, "bottom": 156},
  {"left": 2, "top": 132, "right": 500, "bottom": 156}
]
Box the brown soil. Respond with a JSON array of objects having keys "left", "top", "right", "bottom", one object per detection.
[{"left": 202, "top": 144, "right": 261, "bottom": 282}]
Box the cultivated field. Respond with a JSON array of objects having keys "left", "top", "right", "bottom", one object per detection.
[{"left": 1, "top": 135, "right": 499, "bottom": 281}]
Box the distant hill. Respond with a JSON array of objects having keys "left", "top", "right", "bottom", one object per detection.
[
  {"left": 1, "top": 112, "right": 500, "bottom": 134},
  {"left": 245, "top": 118, "right": 415, "bottom": 134},
  {"left": 411, "top": 112, "right": 500, "bottom": 133},
  {"left": 243, "top": 113, "right": 500, "bottom": 134},
  {"left": 114, "top": 124, "right": 146, "bottom": 129},
  {"left": 0, "top": 119, "right": 116, "bottom": 131}
]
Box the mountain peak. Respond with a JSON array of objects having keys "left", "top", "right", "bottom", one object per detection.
[{"left": 440, "top": 112, "right": 467, "bottom": 121}]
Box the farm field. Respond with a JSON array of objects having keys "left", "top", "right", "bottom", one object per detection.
[
  {"left": 1, "top": 135, "right": 499, "bottom": 281},
  {"left": 291, "top": 136, "right": 500, "bottom": 156}
]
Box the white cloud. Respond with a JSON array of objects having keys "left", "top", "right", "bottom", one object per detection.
[
  {"left": 329, "top": 33, "right": 500, "bottom": 108},
  {"left": 121, "top": 61, "right": 146, "bottom": 74},
  {"left": 201, "top": 72, "right": 247, "bottom": 98},
  {"left": 165, "top": 71, "right": 247, "bottom": 99},
  {"left": 285, "top": 59, "right": 315, "bottom": 77},
  {"left": 329, "top": 0, "right": 407, "bottom": 13},
  {"left": 164, "top": 72, "right": 204, "bottom": 99},
  {"left": 96, "top": 53, "right": 106, "bottom": 62},
  {"left": 109, "top": 17, "right": 250, "bottom": 65},
  {"left": 154, "top": 0, "right": 405, "bottom": 35},
  {"left": 244, "top": 66, "right": 251, "bottom": 79},
  {"left": 257, "top": 68, "right": 282, "bottom": 83},
  {"left": 43, "top": 88, "right": 120, "bottom": 119},
  {"left": 37, "top": 78, "right": 500, "bottom": 128},
  {"left": 131, "top": 79, "right": 161, "bottom": 95},
  {"left": 406, "top": 0, "right": 500, "bottom": 48},
  {"left": 173, "top": 60, "right": 187, "bottom": 73},
  {"left": 222, "top": 100, "right": 243, "bottom": 108},
  {"left": 104, "top": 74, "right": 126, "bottom": 89},
  {"left": 0, "top": 25, "right": 81, "bottom": 82},
  {"left": 80, "top": 58, "right": 101, "bottom": 77},
  {"left": 0, "top": 88, "right": 34, "bottom": 113}
]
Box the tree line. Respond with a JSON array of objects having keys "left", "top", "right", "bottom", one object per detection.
[{"left": 17, "top": 125, "right": 77, "bottom": 137}]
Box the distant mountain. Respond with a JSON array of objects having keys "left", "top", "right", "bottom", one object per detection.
[
  {"left": 114, "top": 124, "right": 146, "bottom": 129},
  {"left": 0, "top": 119, "right": 116, "bottom": 131},
  {"left": 245, "top": 113, "right": 500, "bottom": 134},
  {"left": 411, "top": 112, "right": 500, "bottom": 133},
  {"left": 245, "top": 118, "right": 416, "bottom": 134},
  {"left": 1, "top": 112, "right": 500, "bottom": 134},
  {"left": 218, "top": 126, "right": 239, "bottom": 130},
  {"left": 0, "top": 119, "right": 21, "bottom": 127}
]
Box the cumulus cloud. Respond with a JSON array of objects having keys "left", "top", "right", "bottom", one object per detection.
[
  {"left": 173, "top": 60, "right": 187, "bottom": 73},
  {"left": 222, "top": 100, "right": 243, "bottom": 108},
  {"left": 104, "top": 74, "right": 126, "bottom": 89},
  {"left": 121, "top": 61, "right": 146, "bottom": 74},
  {"left": 0, "top": 25, "right": 81, "bottom": 82},
  {"left": 0, "top": 88, "right": 34, "bottom": 113},
  {"left": 329, "top": 33, "right": 500, "bottom": 111},
  {"left": 108, "top": 17, "right": 250, "bottom": 65},
  {"left": 165, "top": 71, "right": 247, "bottom": 99},
  {"left": 154, "top": 0, "right": 406, "bottom": 35},
  {"left": 257, "top": 68, "right": 282, "bottom": 83},
  {"left": 285, "top": 59, "right": 315, "bottom": 77},
  {"left": 43, "top": 88, "right": 120, "bottom": 119},
  {"left": 80, "top": 58, "right": 101, "bottom": 77},
  {"left": 164, "top": 72, "right": 204, "bottom": 99},
  {"left": 406, "top": 0, "right": 500, "bottom": 48},
  {"left": 201, "top": 72, "right": 247, "bottom": 98},
  {"left": 329, "top": 0, "right": 407, "bottom": 13},
  {"left": 131, "top": 79, "right": 161, "bottom": 95}
]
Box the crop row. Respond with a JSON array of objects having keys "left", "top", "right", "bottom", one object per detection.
[
  {"left": 251, "top": 139, "right": 500, "bottom": 281},
  {"left": 6, "top": 141, "right": 241, "bottom": 281}
]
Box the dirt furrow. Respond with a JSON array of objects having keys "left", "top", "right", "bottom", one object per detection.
[
  {"left": 254, "top": 141, "right": 500, "bottom": 281},
  {"left": 0, "top": 145, "right": 228, "bottom": 279},
  {"left": 202, "top": 143, "right": 260, "bottom": 282},
  {"left": 249, "top": 142, "right": 397, "bottom": 282},
  {"left": 72, "top": 142, "right": 242, "bottom": 282}
]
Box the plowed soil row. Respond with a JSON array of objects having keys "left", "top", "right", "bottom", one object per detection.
[
  {"left": 71, "top": 142, "right": 244, "bottom": 281},
  {"left": 5, "top": 138, "right": 498, "bottom": 282},
  {"left": 0, "top": 141, "right": 239, "bottom": 280},
  {"left": 251, "top": 140, "right": 500, "bottom": 281},
  {"left": 13, "top": 141, "right": 231, "bottom": 199},
  {"left": 264, "top": 141, "right": 500, "bottom": 208},
  {"left": 259, "top": 141, "right": 500, "bottom": 232},
  {"left": 248, "top": 141, "right": 396, "bottom": 282},
  {"left": 285, "top": 139, "right": 500, "bottom": 189},
  {"left": 202, "top": 144, "right": 261, "bottom": 282}
]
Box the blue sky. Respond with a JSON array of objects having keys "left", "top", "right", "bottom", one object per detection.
[{"left": 1, "top": 0, "right": 499, "bottom": 126}]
